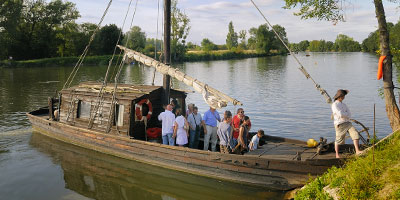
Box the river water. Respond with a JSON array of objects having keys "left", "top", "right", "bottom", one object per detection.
[{"left": 0, "top": 52, "right": 393, "bottom": 199}]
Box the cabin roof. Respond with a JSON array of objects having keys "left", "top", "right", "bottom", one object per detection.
[{"left": 61, "top": 82, "right": 165, "bottom": 99}]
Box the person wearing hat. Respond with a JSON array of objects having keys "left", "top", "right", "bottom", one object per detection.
[{"left": 331, "top": 89, "right": 362, "bottom": 158}]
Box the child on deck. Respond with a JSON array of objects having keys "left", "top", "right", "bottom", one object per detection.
[{"left": 248, "top": 130, "right": 264, "bottom": 151}]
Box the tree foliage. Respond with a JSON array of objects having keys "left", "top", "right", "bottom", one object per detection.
[
  {"left": 0, "top": 0, "right": 81, "bottom": 60},
  {"left": 95, "top": 24, "right": 122, "bottom": 55},
  {"left": 247, "top": 24, "right": 288, "bottom": 54},
  {"left": 283, "top": 0, "right": 344, "bottom": 23},
  {"left": 123, "top": 26, "right": 146, "bottom": 52},
  {"left": 201, "top": 38, "right": 217, "bottom": 52},
  {"left": 334, "top": 34, "right": 361, "bottom": 52},
  {"left": 226, "top": 21, "right": 238, "bottom": 50},
  {"left": 171, "top": 0, "right": 190, "bottom": 61}
]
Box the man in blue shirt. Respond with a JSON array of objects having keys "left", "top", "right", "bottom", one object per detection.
[{"left": 203, "top": 107, "right": 221, "bottom": 151}]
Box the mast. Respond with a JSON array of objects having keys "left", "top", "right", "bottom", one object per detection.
[{"left": 162, "top": 0, "right": 171, "bottom": 105}]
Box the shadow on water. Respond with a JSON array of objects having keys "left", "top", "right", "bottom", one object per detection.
[{"left": 29, "top": 132, "right": 286, "bottom": 200}]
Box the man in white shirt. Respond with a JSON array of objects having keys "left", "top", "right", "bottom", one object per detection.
[
  {"left": 331, "top": 89, "right": 362, "bottom": 158},
  {"left": 158, "top": 104, "right": 176, "bottom": 146}
]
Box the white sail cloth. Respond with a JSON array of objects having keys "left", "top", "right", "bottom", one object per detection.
[{"left": 117, "top": 45, "right": 242, "bottom": 109}]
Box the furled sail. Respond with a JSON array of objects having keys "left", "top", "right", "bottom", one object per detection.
[{"left": 117, "top": 45, "right": 242, "bottom": 109}]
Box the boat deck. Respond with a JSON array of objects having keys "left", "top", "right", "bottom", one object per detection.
[
  {"left": 246, "top": 141, "right": 340, "bottom": 161},
  {"left": 35, "top": 113, "right": 351, "bottom": 161}
]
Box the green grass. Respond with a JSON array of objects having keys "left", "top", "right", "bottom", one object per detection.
[
  {"left": 0, "top": 50, "right": 283, "bottom": 67},
  {"left": 0, "top": 55, "right": 123, "bottom": 68},
  {"left": 295, "top": 130, "right": 400, "bottom": 200},
  {"left": 183, "top": 50, "right": 273, "bottom": 62}
]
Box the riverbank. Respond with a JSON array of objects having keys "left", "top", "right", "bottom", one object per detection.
[
  {"left": 0, "top": 50, "right": 272, "bottom": 67},
  {"left": 0, "top": 55, "right": 123, "bottom": 68},
  {"left": 295, "top": 130, "right": 400, "bottom": 200},
  {"left": 183, "top": 50, "right": 268, "bottom": 62}
]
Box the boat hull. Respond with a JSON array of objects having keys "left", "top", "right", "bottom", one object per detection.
[{"left": 27, "top": 109, "right": 340, "bottom": 190}]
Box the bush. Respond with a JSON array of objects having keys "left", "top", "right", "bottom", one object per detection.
[{"left": 295, "top": 130, "right": 400, "bottom": 200}]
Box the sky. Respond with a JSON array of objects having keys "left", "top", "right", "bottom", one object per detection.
[{"left": 67, "top": 0, "right": 400, "bottom": 44}]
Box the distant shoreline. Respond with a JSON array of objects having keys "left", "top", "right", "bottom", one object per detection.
[{"left": 0, "top": 50, "right": 283, "bottom": 68}]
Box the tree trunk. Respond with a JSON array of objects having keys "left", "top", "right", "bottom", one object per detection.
[{"left": 374, "top": 0, "right": 400, "bottom": 131}]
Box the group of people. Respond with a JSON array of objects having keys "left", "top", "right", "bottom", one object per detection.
[
  {"left": 216, "top": 109, "right": 264, "bottom": 154},
  {"left": 158, "top": 88, "right": 363, "bottom": 158},
  {"left": 158, "top": 103, "right": 264, "bottom": 154}
]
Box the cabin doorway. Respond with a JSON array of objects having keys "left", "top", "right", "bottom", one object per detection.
[{"left": 129, "top": 99, "right": 151, "bottom": 141}]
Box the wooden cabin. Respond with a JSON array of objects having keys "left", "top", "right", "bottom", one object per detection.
[{"left": 58, "top": 82, "right": 187, "bottom": 140}]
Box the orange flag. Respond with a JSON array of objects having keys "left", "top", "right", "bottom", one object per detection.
[{"left": 377, "top": 55, "right": 386, "bottom": 80}]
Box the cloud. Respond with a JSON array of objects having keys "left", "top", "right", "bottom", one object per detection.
[{"left": 69, "top": 0, "right": 398, "bottom": 44}]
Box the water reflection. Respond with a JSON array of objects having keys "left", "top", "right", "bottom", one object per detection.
[{"left": 29, "top": 132, "right": 285, "bottom": 200}]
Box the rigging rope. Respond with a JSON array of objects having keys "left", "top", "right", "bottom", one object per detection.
[
  {"left": 152, "top": 0, "right": 162, "bottom": 86},
  {"left": 63, "top": 0, "right": 113, "bottom": 90},
  {"left": 250, "top": 0, "right": 332, "bottom": 104},
  {"left": 88, "top": 0, "right": 137, "bottom": 129},
  {"left": 105, "top": 0, "right": 140, "bottom": 133}
]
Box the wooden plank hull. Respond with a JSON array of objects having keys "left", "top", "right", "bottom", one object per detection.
[{"left": 27, "top": 110, "right": 342, "bottom": 190}]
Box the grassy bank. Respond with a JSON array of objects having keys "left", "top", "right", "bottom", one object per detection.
[
  {"left": 0, "top": 55, "right": 123, "bottom": 68},
  {"left": 0, "top": 50, "right": 281, "bottom": 68},
  {"left": 183, "top": 50, "right": 271, "bottom": 62},
  {"left": 295, "top": 130, "right": 400, "bottom": 200}
]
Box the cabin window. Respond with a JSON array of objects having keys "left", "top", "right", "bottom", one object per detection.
[
  {"left": 77, "top": 100, "right": 91, "bottom": 119},
  {"left": 114, "top": 104, "right": 124, "bottom": 126}
]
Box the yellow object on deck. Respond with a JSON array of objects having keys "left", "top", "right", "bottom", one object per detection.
[{"left": 307, "top": 139, "right": 318, "bottom": 147}]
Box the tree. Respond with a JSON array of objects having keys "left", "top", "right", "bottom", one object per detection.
[
  {"left": 201, "top": 38, "right": 217, "bottom": 52},
  {"left": 362, "top": 31, "right": 379, "bottom": 53},
  {"left": 226, "top": 21, "right": 238, "bottom": 50},
  {"left": 283, "top": 0, "right": 400, "bottom": 131},
  {"left": 76, "top": 23, "right": 97, "bottom": 56},
  {"left": 171, "top": 0, "right": 190, "bottom": 61},
  {"left": 298, "top": 40, "right": 310, "bottom": 51},
  {"left": 248, "top": 24, "right": 273, "bottom": 53},
  {"left": 0, "top": 0, "right": 23, "bottom": 60},
  {"left": 334, "top": 34, "right": 361, "bottom": 52},
  {"left": 124, "top": 26, "right": 146, "bottom": 52},
  {"left": 96, "top": 24, "right": 122, "bottom": 55},
  {"left": 390, "top": 21, "right": 400, "bottom": 66},
  {"left": 3, "top": 0, "right": 80, "bottom": 60},
  {"left": 271, "top": 24, "right": 288, "bottom": 53},
  {"left": 238, "top": 30, "right": 247, "bottom": 49}
]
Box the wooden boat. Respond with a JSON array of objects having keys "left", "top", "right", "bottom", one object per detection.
[
  {"left": 27, "top": 81, "right": 347, "bottom": 190},
  {"left": 29, "top": 131, "right": 285, "bottom": 199},
  {"left": 26, "top": 0, "right": 351, "bottom": 191}
]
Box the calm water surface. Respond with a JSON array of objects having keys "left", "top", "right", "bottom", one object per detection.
[{"left": 0, "top": 52, "right": 393, "bottom": 199}]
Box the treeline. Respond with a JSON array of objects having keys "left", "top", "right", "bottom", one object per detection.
[
  {"left": 362, "top": 20, "right": 400, "bottom": 65},
  {"left": 0, "top": 0, "right": 121, "bottom": 60},
  {"left": 0, "top": 0, "right": 289, "bottom": 63},
  {"left": 290, "top": 34, "right": 361, "bottom": 52},
  {"left": 188, "top": 22, "right": 289, "bottom": 55},
  {"left": 0, "top": 0, "right": 187, "bottom": 61}
]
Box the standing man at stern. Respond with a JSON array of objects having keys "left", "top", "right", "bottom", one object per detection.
[{"left": 331, "top": 89, "right": 362, "bottom": 158}]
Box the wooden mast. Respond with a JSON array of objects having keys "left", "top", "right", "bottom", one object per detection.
[{"left": 162, "top": 0, "right": 171, "bottom": 105}]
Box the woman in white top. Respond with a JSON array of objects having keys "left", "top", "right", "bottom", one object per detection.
[{"left": 173, "top": 109, "right": 189, "bottom": 146}]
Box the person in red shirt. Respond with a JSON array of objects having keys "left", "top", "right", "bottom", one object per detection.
[{"left": 231, "top": 108, "right": 251, "bottom": 146}]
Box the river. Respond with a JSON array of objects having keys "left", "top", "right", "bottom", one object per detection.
[{"left": 0, "top": 52, "right": 393, "bottom": 199}]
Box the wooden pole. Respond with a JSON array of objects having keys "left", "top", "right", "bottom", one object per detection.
[
  {"left": 373, "top": 104, "right": 376, "bottom": 163},
  {"left": 162, "top": 0, "right": 171, "bottom": 106}
]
